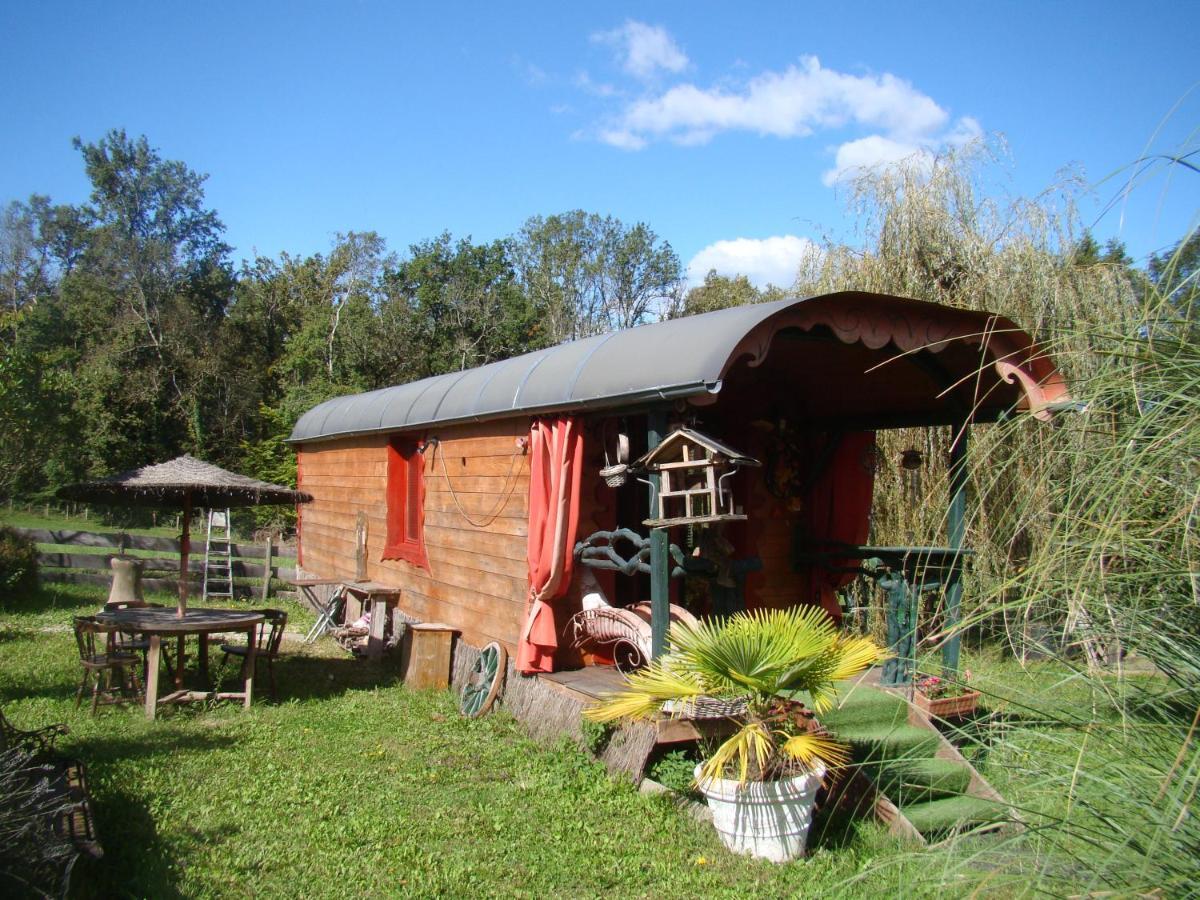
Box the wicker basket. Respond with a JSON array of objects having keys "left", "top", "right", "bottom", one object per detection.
[
  {"left": 600, "top": 431, "right": 631, "bottom": 487},
  {"left": 599, "top": 463, "right": 629, "bottom": 487},
  {"left": 662, "top": 696, "right": 749, "bottom": 720},
  {"left": 914, "top": 688, "right": 980, "bottom": 719}
]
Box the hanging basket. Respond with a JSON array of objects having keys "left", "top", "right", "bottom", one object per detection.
[
  {"left": 599, "top": 463, "right": 630, "bottom": 488},
  {"left": 600, "top": 431, "right": 631, "bottom": 487}
]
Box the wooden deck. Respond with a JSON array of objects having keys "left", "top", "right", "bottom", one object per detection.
[
  {"left": 539, "top": 665, "right": 626, "bottom": 700},
  {"left": 538, "top": 666, "right": 734, "bottom": 745}
]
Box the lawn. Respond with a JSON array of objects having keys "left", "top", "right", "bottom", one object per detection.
[
  {"left": 1, "top": 583, "right": 943, "bottom": 899},
  {"left": 2, "top": 581, "right": 1180, "bottom": 897}
]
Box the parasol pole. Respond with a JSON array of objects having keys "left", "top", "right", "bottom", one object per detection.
[{"left": 178, "top": 491, "right": 192, "bottom": 617}]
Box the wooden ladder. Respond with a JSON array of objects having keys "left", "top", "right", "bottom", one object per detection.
[{"left": 202, "top": 508, "right": 234, "bottom": 603}]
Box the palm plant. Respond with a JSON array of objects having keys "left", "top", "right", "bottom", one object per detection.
[{"left": 585, "top": 606, "right": 886, "bottom": 785}]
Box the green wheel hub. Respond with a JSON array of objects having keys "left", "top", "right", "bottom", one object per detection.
[{"left": 460, "top": 641, "right": 506, "bottom": 718}]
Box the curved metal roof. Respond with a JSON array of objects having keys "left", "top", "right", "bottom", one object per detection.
[
  {"left": 289, "top": 296, "right": 802, "bottom": 444},
  {"left": 288, "top": 291, "right": 1069, "bottom": 444}
]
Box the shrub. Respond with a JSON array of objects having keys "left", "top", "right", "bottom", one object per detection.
[
  {"left": 579, "top": 718, "right": 613, "bottom": 755},
  {"left": 0, "top": 526, "right": 37, "bottom": 599},
  {"left": 647, "top": 748, "right": 703, "bottom": 797}
]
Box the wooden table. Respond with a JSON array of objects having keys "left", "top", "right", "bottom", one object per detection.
[
  {"left": 794, "top": 543, "right": 974, "bottom": 686},
  {"left": 342, "top": 582, "right": 401, "bottom": 659},
  {"left": 96, "top": 607, "right": 265, "bottom": 719}
]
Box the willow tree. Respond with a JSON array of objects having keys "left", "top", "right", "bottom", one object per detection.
[{"left": 787, "top": 141, "right": 1144, "bottom": 641}]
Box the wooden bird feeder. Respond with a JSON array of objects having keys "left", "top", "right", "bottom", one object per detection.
[{"left": 636, "top": 428, "right": 760, "bottom": 528}]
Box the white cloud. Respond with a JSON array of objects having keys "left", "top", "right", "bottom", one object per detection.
[
  {"left": 607, "top": 56, "right": 946, "bottom": 147},
  {"left": 686, "top": 236, "right": 819, "bottom": 289},
  {"left": 589, "top": 54, "right": 979, "bottom": 183},
  {"left": 821, "top": 116, "right": 983, "bottom": 185},
  {"left": 593, "top": 21, "right": 688, "bottom": 80},
  {"left": 822, "top": 134, "right": 927, "bottom": 186},
  {"left": 945, "top": 116, "right": 983, "bottom": 147},
  {"left": 510, "top": 55, "right": 547, "bottom": 86},
  {"left": 597, "top": 127, "right": 646, "bottom": 151}
]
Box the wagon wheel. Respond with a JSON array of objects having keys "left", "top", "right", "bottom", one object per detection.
[{"left": 460, "top": 641, "right": 507, "bottom": 718}]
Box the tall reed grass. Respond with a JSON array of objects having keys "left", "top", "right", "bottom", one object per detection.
[
  {"left": 940, "top": 245, "right": 1198, "bottom": 895},
  {"left": 798, "top": 140, "right": 1198, "bottom": 893}
]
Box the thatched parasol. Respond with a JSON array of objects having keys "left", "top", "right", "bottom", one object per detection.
[{"left": 58, "top": 455, "right": 312, "bottom": 617}]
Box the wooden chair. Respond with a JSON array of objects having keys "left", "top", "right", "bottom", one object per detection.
[
  {"left": 72, "top": 616, "right": 144, "bottom": 714},
  {"left": 220, "top": 609, "right": 288, "bottom": 699},
  {"left": 107, "top": 602, "right": 174, "bottom": 683},
  {"left": 0, "top": 706, "right": 69, "bottom": 758}
]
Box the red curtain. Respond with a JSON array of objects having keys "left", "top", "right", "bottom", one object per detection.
[
  {"left": 517, "top": 416, "right": 584, "bottom": 674},
  {"left": 801, "top": 432, "right": 876, "bottom": 619},
  {"left": 382, "top": 437, "right": 428, "bottom": 569}
]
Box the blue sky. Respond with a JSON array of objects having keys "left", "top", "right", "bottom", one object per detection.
[{"left": 2, "top": 1, "right": 1196, "bottom": 288}]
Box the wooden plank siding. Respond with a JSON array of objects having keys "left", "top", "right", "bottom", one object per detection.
[{"left": 297, "top": 420, "right": 533, "bottom": 650}]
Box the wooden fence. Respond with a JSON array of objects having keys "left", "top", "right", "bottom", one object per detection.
[{"left": 15, "top": 528, "right": 297, "bottom": 598}]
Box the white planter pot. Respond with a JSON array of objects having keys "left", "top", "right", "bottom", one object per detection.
[{"left": 694, "top": 762, "right": 825, "bottom": 863}]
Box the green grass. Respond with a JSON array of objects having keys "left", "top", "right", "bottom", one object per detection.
[
  {"left": 2, "top": 585, "right": 942, "bottom": 899},
  {"left": 0, "top": 505, "right": 189, "bottom": 540},
  {"left": 4, "top": 581, "right": 1188, "bottom": 896}
]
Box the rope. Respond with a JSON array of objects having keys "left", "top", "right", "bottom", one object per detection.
[{"left": 433, "top": 442, "right": 525, "bottom": 529}]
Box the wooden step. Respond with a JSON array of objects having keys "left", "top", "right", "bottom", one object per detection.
[{"left": 820, "top": 684, "right": 1021, "bottom": 845}]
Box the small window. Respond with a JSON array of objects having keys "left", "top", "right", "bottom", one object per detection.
[{"left": 383, "top": 437, "right": 428, "bottom": 568}]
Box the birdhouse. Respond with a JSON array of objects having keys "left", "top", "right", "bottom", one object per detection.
[{"left": 636, "top": 428, "right": 760, "bottom": 528}]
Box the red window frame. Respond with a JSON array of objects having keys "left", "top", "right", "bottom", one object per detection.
[{"left": 382, "top": 436, "right": 428, "bottom": 569}]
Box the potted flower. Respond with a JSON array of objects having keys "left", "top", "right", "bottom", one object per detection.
[
  {"left": 913, "top": 670, "right": 979, "bottom": 719},
  {"left": 584, "top": 606, "right": 885, "bottom": 863}
]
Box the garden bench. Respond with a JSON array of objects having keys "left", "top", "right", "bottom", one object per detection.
[{"left": 1, "top": 709, "right": 103, "bottom": 895}]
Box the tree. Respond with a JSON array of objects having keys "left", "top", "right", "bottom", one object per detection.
[
  {"left": 1071, "top": 230, "right": 1135, "bottom": 270},
  {"left": 0, "top": 200, "right": 48, "bottom": 320},
  {"left": 592, "top": 219, "right": 683, "bottom": 331},
  {"left": 674, "top": 270, "right": 772, "bottom": 317},
  {"left": 0, "top": 343, "right": 55, "bottom": 496},
  {"left": 383, "top": 233, "right": 542, "bottom": 377},
  {"left": 72, "top": 129, "right": 232, "bottom": 357},
  {"left": 515, "top": 211, "right": 683, "bottom": 341},
  {"left": 28, "top": 130, "right": 239, "bottom": 475},
  {"left": 240, "top": 231, "right": 395, "bottom": 397},
  {"left": 1148, "top": 230, "right": 1199, "bottom": 338},
  {"left": 226, "top": 233, "right": 396, "bottom": 511}
]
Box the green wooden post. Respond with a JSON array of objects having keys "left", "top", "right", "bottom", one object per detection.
[
  {"left": 647, "top": 410, "right": 670, "bottom": 659},
  {"left": 943, "top": 423, "right": 969, "bottom": 677}
]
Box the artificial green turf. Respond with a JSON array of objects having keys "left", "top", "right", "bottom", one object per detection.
[
  {"left": 822, "top": 685, "right": 988, "bottom": 838},
  {"left": 874, "top": 758, "right": 973, "bottom": 805},
  {"left": 822, "top": 688, "right": 941, "bottom": 762},
  {"left": 901, "top": 795, "right": 1005, "bottom": 837},
  {"left": 840, "top": 722, "right": 943, "bottom": 761}
]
